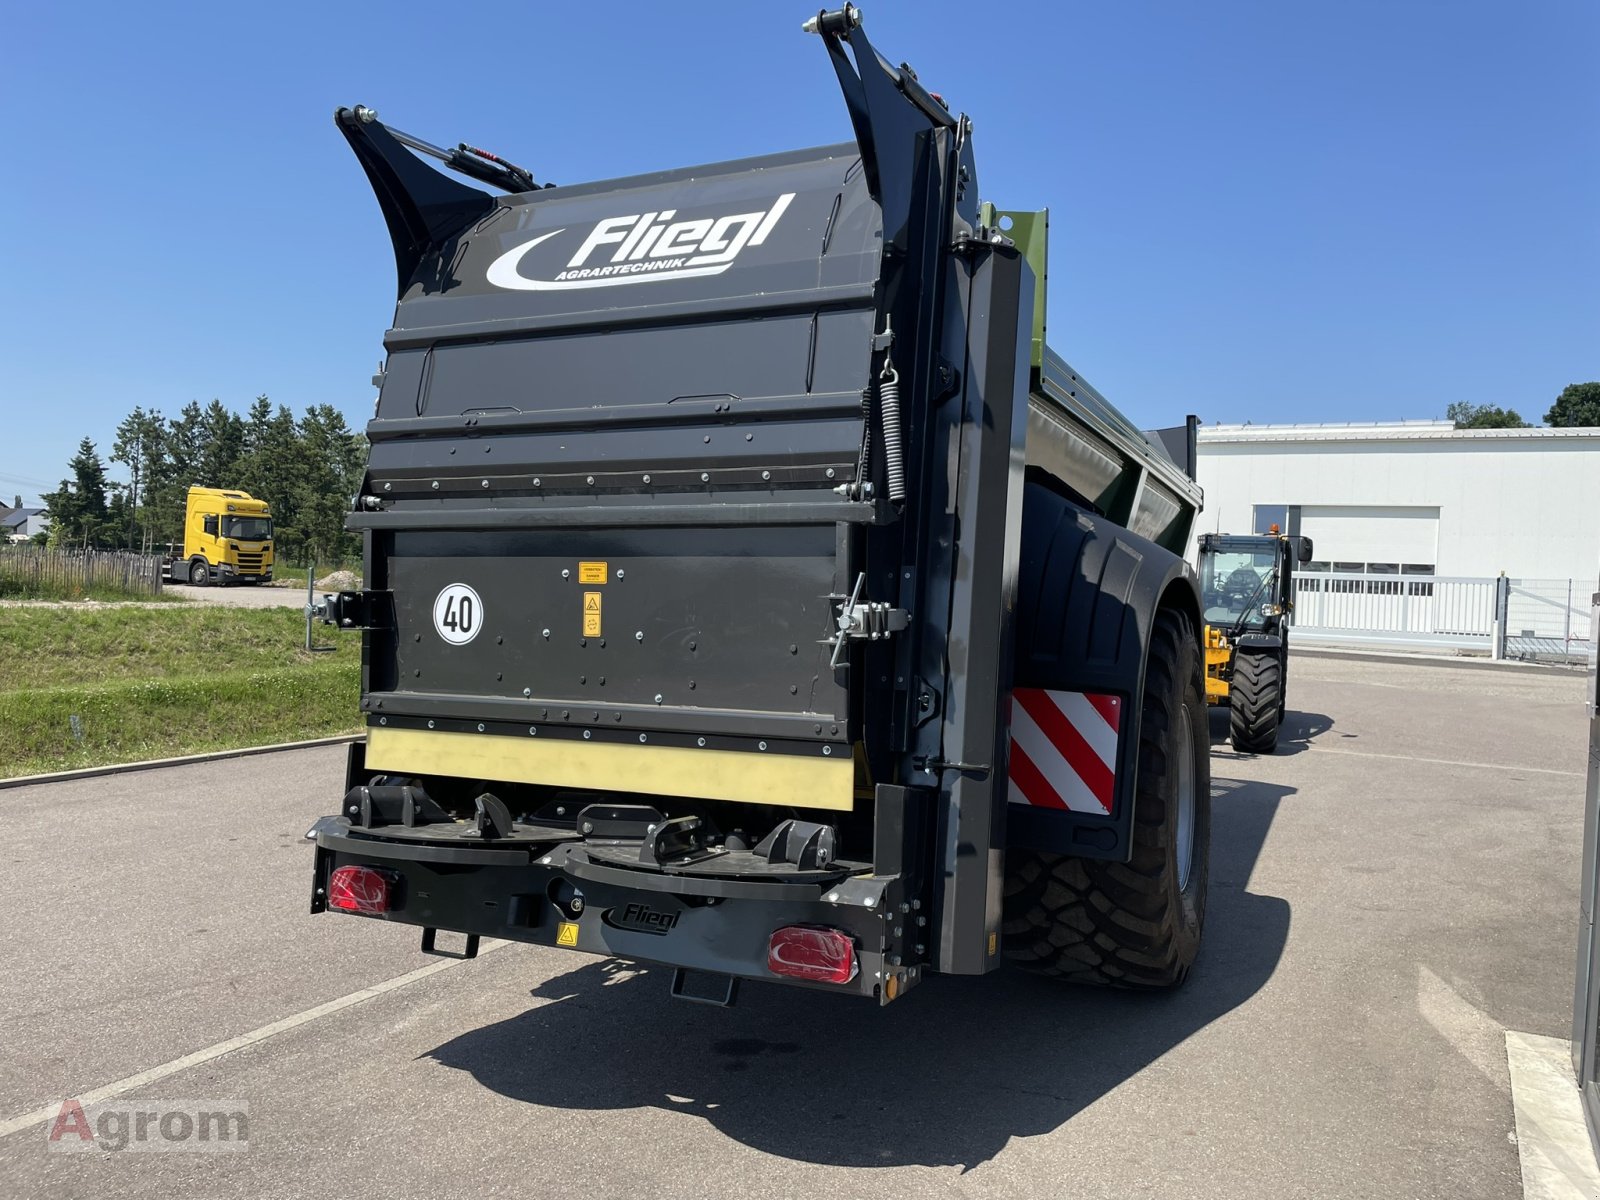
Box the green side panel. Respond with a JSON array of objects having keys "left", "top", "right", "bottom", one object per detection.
[
  {"left": 981, "top": 204, "right": 1048, "bottom": 369},
  {"left": 982, "top": 201, "right": 1202, "bottom": 553}
]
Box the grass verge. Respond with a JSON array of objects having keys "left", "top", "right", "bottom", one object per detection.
[
  {"left": 0, "top": 579, "right": 182, "bottom": 602},
  {"left": 0, "top": 607, "right": 362, "bottom": 778}
]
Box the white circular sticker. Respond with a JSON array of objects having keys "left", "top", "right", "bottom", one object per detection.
[{"left": 433, "top": 583, "right": 483, "bottom": 645}]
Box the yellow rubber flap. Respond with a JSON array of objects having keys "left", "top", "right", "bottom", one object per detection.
[{"left": 364, "top": 726, "right": 852, "bottom": 811}]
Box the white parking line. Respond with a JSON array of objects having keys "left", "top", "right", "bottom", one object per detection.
[
  {"left": 1505, "top": 1031, "right": 1600, "bottom": 1199},
  {"left": 0, "top": 940, "right": 506, "bottom": 1141},
  {"left": 1306, "top": 747, "right": 1584, "bottom": 778}
]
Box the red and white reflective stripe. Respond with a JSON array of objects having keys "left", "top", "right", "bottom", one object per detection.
[{"left": 1007, "top": 688, "right": 1123, "bottom": 815}]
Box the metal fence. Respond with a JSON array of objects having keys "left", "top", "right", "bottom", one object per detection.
[
  {"left": 1504, "top": 579, "right": 1593, "bottom": 663},
  {"left": 0, "top": 547, "right": 165, "bottom": 598},
  {"left": 1287, "top": 570, "right": 1595, "bottom": 662},
  {"left": 1290, "top": 572, "right": 1497, "bottom": 650}
]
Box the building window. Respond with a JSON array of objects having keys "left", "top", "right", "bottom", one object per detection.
[
  {"left": 1252, "top": 504, "right": 1304, "bottom": 536},
  {"left": 1253, "top": 505, "right": 1288, "bottom": 535}
]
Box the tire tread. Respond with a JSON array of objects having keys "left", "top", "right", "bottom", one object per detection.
[
  {"left": 1228, "top": 653, "right": 1281, "bottom": 754},
  {"left": 1002, "top": 608, "right": 1210, "bottom": 989}
]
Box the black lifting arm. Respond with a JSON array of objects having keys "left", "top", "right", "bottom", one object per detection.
[
  {"left": 334, "top": 104, "right": 542, "bottom": 296},
  {"left": 803, "top": 5, "right": 956, "bottom": 218}
]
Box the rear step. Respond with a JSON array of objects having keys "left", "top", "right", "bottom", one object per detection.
[
  {"left": 670, "top": 969, "right": 740, "bottom": 1007},
  {"left": 420, "top": 928, "right": 481, "bottom": 960}
]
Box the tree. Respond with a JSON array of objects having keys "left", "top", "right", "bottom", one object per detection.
[
  {"left": 105, "top": 483, "right": 134, "bottom": 550},
  {"left": 290, "top": 405, "right": 367, "bottom": 564},
  {"left": 1545, "top": 382, "right": 1600, "bottom": 428},
  {"left": 1446, "top": 401, "right": 1531, "bottom": 429},
  {"left": 165, "top": 401, "right": 206, "bottom": 483},
  {"left": 235, "top": 400, "right": 304, "bottom": 556},
  {"left": 43, "top": 438, "right": 112, "bottom": 549},
  {"left": 240, "top": 395, "right": 275, "bottom": 460},
  {"left": 136, "top": 401, "right": 209, "bottom": 548},
  {"left": 194, "top": 400, "right": 245, "bottom": 488},
  {"left": 110, "top": 406, "right": 168, "bottom": 549}
]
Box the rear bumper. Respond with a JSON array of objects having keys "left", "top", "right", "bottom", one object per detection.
[
  {"left": 219, "top": 562, "right": 272, "bottom": 581},
  {"left": 308, "top": 817, "right": 920, "bottom": 1004}
]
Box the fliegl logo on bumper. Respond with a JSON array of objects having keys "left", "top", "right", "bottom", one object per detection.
[{"left": 485, "top": 193, "right": 795, "bottom": 291}]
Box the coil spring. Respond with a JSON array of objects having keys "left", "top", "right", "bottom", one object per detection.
[{"left": 879, "top": 364, "right": 905, "bottom": 503}]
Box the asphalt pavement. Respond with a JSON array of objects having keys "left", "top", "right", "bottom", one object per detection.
[{"left": 0, "top": 654, "right": 1587, "bottom": 1198}]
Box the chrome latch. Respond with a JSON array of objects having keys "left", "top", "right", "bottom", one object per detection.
[{"left": 827, "top": 573, "right": 910, "bottom": 668}]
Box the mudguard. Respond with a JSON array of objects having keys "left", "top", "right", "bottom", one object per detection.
[
  {"left": 1236, "top": 633, "right": 1284, "bottom": 652},
  {"left": 1007, "top": 482, "right": 1201, "bottom": 862}
]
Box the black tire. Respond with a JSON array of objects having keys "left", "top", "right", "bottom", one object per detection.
[
  {"left": 1229, "top": 652, "right": 1281, "bottom": 754},
  {"left": 1002, "top": 608, "right": 1211, "bottom": 989},
  {"left": 188, "top": 558, "right": 210, "bottom": 587}
]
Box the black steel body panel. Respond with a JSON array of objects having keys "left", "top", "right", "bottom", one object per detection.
[
  {"left": 383, "top": 526, "right": 847, "bottom": 732},
  {"left": 354, "top": 143, "right": 885, "bottom": 537},
  {"left": 343, "top": 128, "right": 893, "bottom": 767},
  {"left": 381, "top": 310, "right": 873, "bottom": 422},
  {"left": 388, "top": 147, "right": 879, "bottom": 327},
  {"left": 347, "top": 500, "right": 884, "bottom": 531},
  {"left": 1009, "top": 483, "right": 1201, "bottom": 861},
  {"left": 369, "top": 703, "right": 844, "bottom": 748}
]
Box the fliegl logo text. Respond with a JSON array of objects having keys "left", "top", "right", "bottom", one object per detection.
[{"left": 486, "top": 193, "right": 795, "bottom": 292}]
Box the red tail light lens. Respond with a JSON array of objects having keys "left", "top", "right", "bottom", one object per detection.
[
  {"left": 328, "top": 865, "right": 396, "bottom": 914},
  {"left": 767, "top": 925, "right": 857, "bottom": 984}
]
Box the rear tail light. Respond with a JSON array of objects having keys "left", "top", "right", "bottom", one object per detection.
[
  {"left": 328, "top": 865, "right": 396, "bottom": 914},
  {"left": 767, "top": 925, "right": 857, "bottom": 984}
]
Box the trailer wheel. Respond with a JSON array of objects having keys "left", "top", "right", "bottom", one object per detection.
[
  {"left": 1002, "top": 607, "right": 1210, "bottom": 989},
  {"left": 188, "top": 558, "right": 210, "bottom": 587},
  {"left": 1228, "top": 651, "right": 1281, "bottom": 754}
]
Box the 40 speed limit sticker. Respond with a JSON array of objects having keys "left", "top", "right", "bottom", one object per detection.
[{"left": 433, "top": 583, "right": 483, "bottom": 645}]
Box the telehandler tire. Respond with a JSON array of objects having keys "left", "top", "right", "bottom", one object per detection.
[
  {"left": 1002, "top": 607, "right": 1211, "bottom": 989},
  {"left": 1228, "top": 652, "right": 1281, "bottom": 754}
]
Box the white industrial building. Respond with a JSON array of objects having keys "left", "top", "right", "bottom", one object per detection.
[{"left": 1193, "top": 421, "right": 1600, "bottom": 655}]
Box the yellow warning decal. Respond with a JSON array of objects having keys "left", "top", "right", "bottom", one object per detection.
[
  {"left": 987, "top": 931, "right": 998, "bottom": 957},
  {"left": 582, "top": 591, "right": 601, "bottom": 637},
  {"left": 556, "top": 922, "right": 580, "bottom": 947},
  {"left": 578, "top": 561, "right": 607, "bottom": 584}
]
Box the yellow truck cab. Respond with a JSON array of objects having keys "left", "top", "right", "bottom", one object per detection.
[{"left": 175, "top": 487, "right": 274, "bottom": 586}]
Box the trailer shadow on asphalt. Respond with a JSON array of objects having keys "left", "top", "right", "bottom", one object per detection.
[{"left": 425, "top": 777, "right": 1294, "bottom": 1171}]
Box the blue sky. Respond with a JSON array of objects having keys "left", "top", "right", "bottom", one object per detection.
[{"left": 2, "top": 1, "right": 1594, "bottom": 505}]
